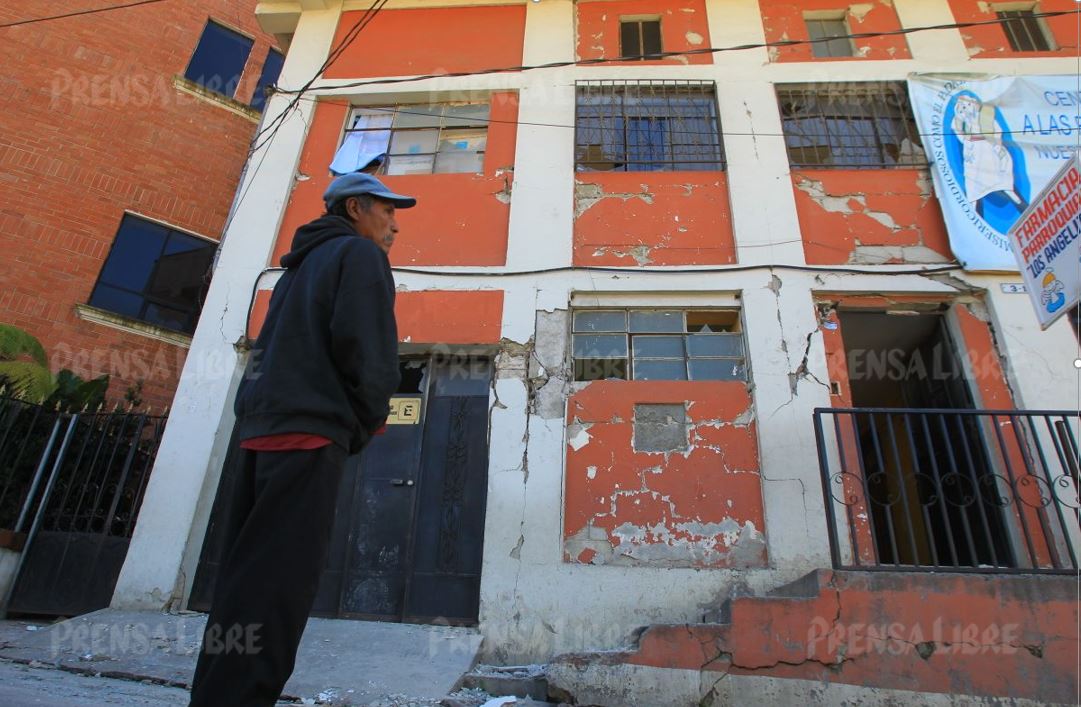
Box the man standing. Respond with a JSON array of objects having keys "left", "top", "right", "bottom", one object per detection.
[{"left": 189, "top": 173, "right": 415, "bottom": 706}]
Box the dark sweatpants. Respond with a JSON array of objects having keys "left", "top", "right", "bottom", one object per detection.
[{"left": 189, "top": 443, "right": 347, "bottom": 707}]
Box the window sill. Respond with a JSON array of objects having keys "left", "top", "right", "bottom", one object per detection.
[
  {"left": 172, "top": 76, "right": 261, "bottom": 123},
  {"left": 75, "top": 304, "right": 193, "bottom": 349}
]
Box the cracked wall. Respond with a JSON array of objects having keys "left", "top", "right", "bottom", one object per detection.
[
  {"left": 564, "top": 380, "right": 767, "bottom": 569},
  {"left": 948, "top": 0, "right": 1078, "bottom": 58},
  {"left": 272, "top": 94, "right": 519, "bottom": 268},
  {"left": 793, "top": 170, "right": 953, "bottom": 265},
  {"left": 760, "top": 0, "right": 910, "bottom": 62},
  {"left": 574, "top": 173, "right": 736, "bottom": 265},
  {"left": 575, "top": 0, "right": 712, "bottom": 64}
]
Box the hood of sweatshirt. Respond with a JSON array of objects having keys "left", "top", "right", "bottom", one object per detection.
[{"left": 279, "top": 214, "right": 358, "bottom": 269}]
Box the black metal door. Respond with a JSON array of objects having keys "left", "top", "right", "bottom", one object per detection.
[{"left": 191, "top": 357, "right": 492, "bottom": 625}]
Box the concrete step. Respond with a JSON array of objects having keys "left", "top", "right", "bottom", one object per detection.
[
  {"left": 459, "top": 664, "right": 549, "bottom": 701},
  {"left": 546, "top": 570, "right": 1080, "bottom": 706}
]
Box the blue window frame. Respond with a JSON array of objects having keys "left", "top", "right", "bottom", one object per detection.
[
  {"left": 250, "top": 49, "right": 284, "bottom": 112},
  {"left": 184, "top": 20, "right": 253, "bottom": 99},
  {"left": 89, "top": 215, "right": 216, "bottom": 335}
]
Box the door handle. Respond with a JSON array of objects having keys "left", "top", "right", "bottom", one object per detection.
[{"left": 389, "top": 479, "right": 415, "bottom": 487}]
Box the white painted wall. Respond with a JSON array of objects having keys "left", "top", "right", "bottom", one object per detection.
[{"left": 116, "top": 0, "right": 1081, "bottom": 662}]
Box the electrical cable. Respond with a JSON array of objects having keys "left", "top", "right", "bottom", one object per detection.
[
  {"left": 0, "top": 0, "right": 168, "bottom": 29},
  {"left": 275, "top": 9, "right": 1080, "bottom": 95}
]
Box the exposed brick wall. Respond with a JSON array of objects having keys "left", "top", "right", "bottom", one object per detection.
[{"left": 0, "top": 1, "right": 279, "bottom": 408}]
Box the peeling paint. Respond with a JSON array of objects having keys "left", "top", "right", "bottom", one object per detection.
[
  {"left": 574, "top": 181, "right": 653, "bottom": 218},
  {"left": 848, "top": 4, "right": 874, "bottom": 22},
  {"left": 685, "top": 31, "right": 704, "bottom": 45},
  {"left": 568, "top": 422, "right": 593, "bottom": 451}
]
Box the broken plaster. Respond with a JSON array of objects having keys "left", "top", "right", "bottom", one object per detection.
[{"left": 574, "top": 181, "right": 653, "bottom": 218}]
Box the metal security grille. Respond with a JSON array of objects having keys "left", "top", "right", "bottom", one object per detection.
[
  {"left": 805, "top": 17, "right": 853, "bottom": 58},
  {"left": 575, "top": 80, "right": 725, "bottom": 171},
  {"left": 777, "top": 82, "right": 926, "bottom": 169},
  {"left": 997, "top": 10, "right": 1052, "bottom": 52}
]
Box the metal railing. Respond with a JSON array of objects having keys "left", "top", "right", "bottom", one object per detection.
[
  {"left": 0, "top": 394, "right": 168, "bottom": 614},
  {"left": 813, "top": 407, "right": 1080, "bottom": 574}
]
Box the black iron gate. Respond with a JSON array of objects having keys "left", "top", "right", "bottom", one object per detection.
[
  {"left": 0, "top": 396, "right": 167, "bottom": 616},
  {"left": 191, "top": 356, "right": 492, "bottom": 625}
]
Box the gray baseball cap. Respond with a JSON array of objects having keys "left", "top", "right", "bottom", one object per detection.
[{"left": 323, "top": 172, "right": 417, "bottom": 209}]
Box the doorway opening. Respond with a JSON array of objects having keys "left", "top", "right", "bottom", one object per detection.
[{"left": 837, "top": 310, "right": 1015, "bottom": 568}]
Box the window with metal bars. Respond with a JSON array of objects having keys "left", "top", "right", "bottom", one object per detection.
[
  {"left": 571, "top": 309, "right": 746, "bottom": 382},
  {"left": 575, "top": 81, "right": 725, "bottom": 172},
  {"left": 331, "top": 103, "right": 489, "bottom": 176},
  {"left": 777, "top": 82, "right": 925, "bottom": 169},
  {"left": 620, "top": 18, "right": 662, "bottom": 59},
  {"left": 996, "top": 9, "right": 1053, "bottom": 52},
  {"left": 804, "top": 16, "right": 854, "bottom": 58}
]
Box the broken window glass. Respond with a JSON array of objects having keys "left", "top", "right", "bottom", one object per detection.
[
  {"left": 332, "top": 103, "right": 490, "bottom": 176},
  {"left": 572, "top": 309, "right": 747, "bottom": 382},
  {"left": 777, "top": 82, "right": 925, "bottom": 169},
  {"left": 575, "top": 81, "right": 725, "bottom": 172}
]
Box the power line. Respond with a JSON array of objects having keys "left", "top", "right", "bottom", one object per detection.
[
  {"left": 275, "top": 9, "right": 1080, "bottom": 95},
  {"left": 302, "top": 96, "right": 1081, "bottom": 143},
  {"left": 0, "top": 0, "right": 168, "bottom": 29}
]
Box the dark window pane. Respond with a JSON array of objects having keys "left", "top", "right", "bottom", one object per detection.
[
  {"left": 90, "top": 215, "right": 214, "bottom": 334},
  {"left": 687, "top": 334, "right": 744, "bottom": 358},
  {"left": 620, "top": 21, "right": 641, "bottom": 59},
  {"left": 184, "top": 21, "right": 253, "bottom": 98},
  {"left": 641, "top": 20, "right": 662, "bottom": 56},
  {"left": 997, "top": 11, "right": 1051, "bottom": 52},
  {"left": 632, "top": 335, "right": 684, "bottom": 358},
  {"left": 629, "top": 310, "right": 683, "bottom": 333},
  {"left": 250, "top": 49, "right": 284, "bottom": 111},
  {"left": 98, "top": 216, "right": 168, "bottom": 293},
  {"left": 806, "top": 18, "right": 852, "bottom": 58},
  {"left": 690, "top": 359, "right": 746, "bottom": 381},
  {"left": 143, "top": 304, "right": 192, "bottom": 333},
  {"left": 574, "top": 311, "right": 626, "bottom": 332},
  {"left": 575, "top": 358, "right": 628, "bottom": 381},
  {"left": 634, "top": 359, "right": 687, "bottom": 381},
  {"left": 573, "top": 334, "right": 628, "bottom": 358},
  {"left": 89, "top": 285, "right": 143, "bottom": 320}
]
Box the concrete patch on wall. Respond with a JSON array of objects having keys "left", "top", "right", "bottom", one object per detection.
[
  {"left": 792, "top": 170, "right": 953, "bottom": 265},
  {"left": 574, "top": 173, "right": 736, "bottom": 266},
  {"left": 564, "top": 381, "right": 766, "bottom": 569}
]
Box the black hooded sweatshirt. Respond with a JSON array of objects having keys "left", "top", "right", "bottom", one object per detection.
[{"left": 234, "top": 215, "right": 401, "bottom": 454}]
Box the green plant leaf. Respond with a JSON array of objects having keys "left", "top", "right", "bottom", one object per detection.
[
  {"left": 0, "top": 324, "right": 48, "bottom": 367},
  {"left": 0, "top": 360, "right": 57, "bottom": 401}
]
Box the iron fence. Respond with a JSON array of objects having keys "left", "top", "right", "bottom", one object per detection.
[
  {"left": 0, "top": 394, "right": 167, "bottom": 615},
  {"left": 813, "top": 407, "right": 1080, "bottom": 574}
]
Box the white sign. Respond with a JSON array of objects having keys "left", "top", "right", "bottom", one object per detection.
[
  {"left": 1006, "top": 153, "right": 1081, "bottom": 329},
  {"left": 908, "top": 74, "right": 1081, "bottom": 271}
]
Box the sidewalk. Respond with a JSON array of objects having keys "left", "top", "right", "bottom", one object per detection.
[{"left": 0, "top": 610, "right": 483, "bottom": 705}]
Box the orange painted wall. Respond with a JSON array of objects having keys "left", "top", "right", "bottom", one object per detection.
[
  {"left": 793, "top": 170, "right": 953, "bottom": 265},
  {"left": 575, "top": 0, "right": 712, "bottom": 64},
  {"left": 324, "top": 5, "right": 526, "bottom": 79},
  {"left": 273, "top": 92, "right": 518, "bottom": 267},
  {"left": 947, "top": 0, "right": 1079, "bottom": 58},
  {"left": 622, "top": 570, "right": 1079, "bottom": 703},
  {"left": 564, "top": 381, "right": 766, "bottom": 569},
  {"left": 759, "top": 0, "right": 910, "bottom": 61},
  {"left": 574, "top": 172, "right": 735, "bottom": 266},
  {"left": 248, "top": 289, "right": 503, "bottom": 346},
  {"left": 396, "top": 290, "right": 504, "bottom": 345}
]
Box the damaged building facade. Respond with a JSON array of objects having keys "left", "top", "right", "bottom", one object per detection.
[{"left": 111, "top": 1, "right": 1079, "bottom": 703}]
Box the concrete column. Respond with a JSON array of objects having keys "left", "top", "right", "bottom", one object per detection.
[
  {"left": 111, "top": 5, "right": 344, "bottom": 610},
  {"left": 894, "top": 0, "right": 972, "bottom": 65},
  {"left": 505, "top": 0, "right": 576, "bottom": 271}
]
